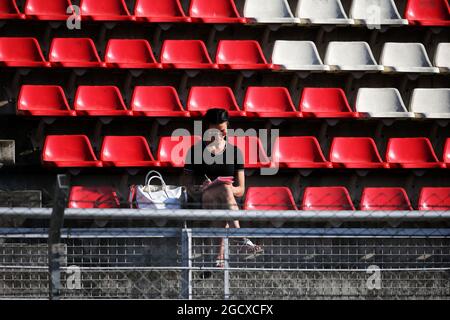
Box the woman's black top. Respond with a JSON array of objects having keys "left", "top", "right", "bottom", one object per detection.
[{"left": 184, "top": 141, "right": 244, "bottom": 182}]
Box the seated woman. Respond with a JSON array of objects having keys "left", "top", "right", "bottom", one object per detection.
[{"left": 181, "top": 108, "right": 262, "bottom": 267}]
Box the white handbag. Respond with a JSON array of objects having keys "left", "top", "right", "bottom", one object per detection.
[{"left": 135, "top": 170, "right": 187, "bottom": 210}]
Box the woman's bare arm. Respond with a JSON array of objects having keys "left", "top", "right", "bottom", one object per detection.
[
  {"left": 181, "top": 170, "right": 202, "bottom": 200},
  {"left": 232, "top": 170, "right": 245, "bottom": 198}
]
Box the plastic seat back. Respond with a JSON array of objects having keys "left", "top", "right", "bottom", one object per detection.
[
  {"left": 49, "top": 38, "right": 102, "bottom": 67},
  {"left": 296, "top": 0, "right": 351, "bottom": 21},
  {"left": 244, "top": 187, "right": 297, "bottom": 210},
  {"left": 157, "top": 136, "right": 202, "bottom": 167},
  {"left": 100, "top": 136, "right": 155, "bottom": 164},
  {"left": 272, "top": 40, "right": 327, "bottom": 70},
  {"left": 300, "top": 88, "right": 354, "bottom": 117},
  {"left": 272, "top": 136, "right": 330, "bottom": 168},
  {"left": 435, "top": 43, "right": 450, "bottom": 72},
  {"left": 381, "top": 42, "right": 437, "bottom": 72},
  {"left": 405, "top": 0, "right": 450, "bottom": 25},
  {"left": 243, "top": 0, "right": 297, "bottom": 21},
  {"left": 160, "top": 40, "right": 214, "bottom": 67},
  {"left": 134, "top": 0, "right": 187, "bottom": 21},
  {"left": 350, "top": 0, "right": 406, "bottom": 24},
  {"left": 0, "top": 37, "right": 47, "bottom": 66},
  {"left": 216, "top": 40, "right": 270, "bottom": 69},
  {"left": 189, "top": 0, "right": 242, "bottom": 21},
  {"left": 302, "top": 186, "right": 355, "bottom": 210},
  {"left": 105, "top": 39, "right": 158, "bottom": 67},
  {"left": 228, "top": 136, "right": 270, "bottom": 168},
  {"left": 410, "top": 88, "right": 450, "bottom": 118},
  {"left": 386, "top": 138, "right": 441, "bottom": 167},
  {"left": 419, "top": 187, "right": 450, "bottom": 210},
  {"left": 25, "top": 0, "right": 72, "bottom": 19},
  {"left": 355, "top": 88, "right": 412, "bottom": 117},
  {"left": 187, "top": 87, "right": 242, "bottom": 116},
  {"left": 42, "top": 135, "right": 99, "bottom": 165},
  {"left": 18, "top": 85, "right": 73, "bottom": 116},
  {"left": 131, "top": 86, "right": 187, "bottom": 116},
  {"left": 243, "top": 87, "right": 297, "bottom": 116},
  {"left": 74, "top": 86, "right": 128, "bottom": 115},
  {"left": 324, "top": 41, "right": 380, "bottom": 71},
  {"left": 80, "top": 0, "right": 131, "bottom": 20},
  {"left": 0, "top": 0, "right": 22, "bottom": 18},
  {"left": 68, "top": 186, "right": 120, "bottom": 208},
  {"left": 330, "top": 137, "right": 385, "bottom": 168},
  {"left": 361, "top": 187, "right": 412, "bottom": 210}
]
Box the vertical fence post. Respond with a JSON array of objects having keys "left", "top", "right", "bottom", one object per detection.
[
  {"left": 180, "top": 228, "right": 192, "bottom": 299},
  {"left": 48, "top": 174, "right": 70, "bottom": 300},
  {"left": 223, "top": 236, "right": 230, "bottom": 300}
]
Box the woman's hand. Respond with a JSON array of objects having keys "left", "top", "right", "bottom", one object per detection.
[{"left": 201, "top": 178, "right": 212, "bottom": 192}]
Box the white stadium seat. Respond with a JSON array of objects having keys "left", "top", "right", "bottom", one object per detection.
[
  {"left": 243, "top": 0, "right": 300, "bottom": 24},
  {"left": 295, "top": 0, "right": 353, "bottom": 25},
  {"left": 381, "top": 42, "right": 439, "bottom": 73},
  {"left": 410, "top": 88, "right": 450, "bottom": 119},
  {"left": 434, "top": 43, "right": 450, "bottom": 73},
  {"left": 272, "top": 40, "right": 329, "bottom": 71},
  {"left": 324, "top": 41, "right": 383, "bottom": 72},
  {"left": 350, "top": 0, "right": 408, "bottom": 26},
  {"left": 355, "top": 88, "right": 415, "bottom": 118}
]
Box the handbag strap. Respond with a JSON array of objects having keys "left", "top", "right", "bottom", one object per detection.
[
  {"left": 146, "top": 175, "right": 169, "bottom": 200},
  {"left": 145, "top": 170, "right": 165, "bottom": 185}
]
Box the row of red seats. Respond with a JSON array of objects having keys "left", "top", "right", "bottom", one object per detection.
[
  {"left": 2, "top": 0, "right": 449, "bottom": 26},
  {"left": 0, "top": 0, "right": 244, "bottom": 23},
  {"left": 245, "top": 186, "right": 450, "bottom": 211},
  {"left": 18, "top": 85, "right": 359, "bottom": 118},
  {"left": 42, "top": 135, "right": 450, "bottom": 169},
  {"left": 0, "top": 38, "right": 271, "bottom": 70},
  {"left": 68, "top": 185, "right": 450, "bottom": 211}
]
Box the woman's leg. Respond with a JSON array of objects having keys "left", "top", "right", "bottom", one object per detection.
[{"left": 202, "top": 184, "right": 239, "bottom": 266}]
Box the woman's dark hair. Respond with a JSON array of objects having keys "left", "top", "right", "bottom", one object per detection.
[{"left": 204, "top": 108, "right": 229, "bottom": 126}]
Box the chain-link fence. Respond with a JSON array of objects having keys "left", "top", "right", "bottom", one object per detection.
[{"left": 1, "top": 226, "right": 449, "bottom": 300}]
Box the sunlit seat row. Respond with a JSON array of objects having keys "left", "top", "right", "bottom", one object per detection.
[
  {"left": 67, "top": 185, "right": 450, "bottom": 211},
  {"left": 18, "top": 85, "right": 450, "bottom": 119},
  {"left": 42, "top": 135, "right": 450, "bottom": 169},
  {"left": 1, "top": 38, "right": 448, "bottom": 74},
  {"left": 2, "top": 0, "right": 449, "bottom": 27}
]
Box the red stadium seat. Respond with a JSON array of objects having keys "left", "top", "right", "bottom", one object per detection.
[
  {"left": 134, "top": 0, "right": 190, "bottom": 23},
  {"left": 189, "top": 0, "right": 246, "bottom": 24},
  {"left": 25, "top": 0, "right": 73, "bottom": 20},
  {"left": 360, "top": 187, "right": 412, "bottom": 211},
  {"left": 228, "top": 136, "right": 271, "bottom": 168},
  {"left": 243, "top": 87, "right": 300, "bottom": 118},
  {"left": 444, "top": 138, "right": 450, "bottom": 168},
  {"left": 187, "top": 87, "right": 245, "bottom": 117},
  {"left": 0, "top": 0, "right": 23, "bottom": 19},
  {"left": 330, "top": 137, "right": 388, "bottom": 169},
  {"left": 74, "top": 86, "right": 130, "bottom": 116},
  {"left": 100, "top": 136, "right": 158, "bottom": 167},
  {"left": 271, "top": 136, "right": 332, "bottom": 169},
  {"left": 386, "top": 138, "right": 444, "bottom": 169},
  {"left": 131, "top": 86, "right": 190, "bottom": 117},
  {"left": 157, "top": 136, "right": 202, "bottom": 167},
  {"left": 405, "top": 0, "right": 450, "bottom": 26},
  {"left": 244, "top": 187, "right": 297, "bottom": 210},
  {"left": 18, "top": 85, "right": 75, "bottom": 116},
  {"left": 419, "top": 187, "right": 450, "bottom": 210},
  {"left": 299, "top": 88, "right": 357, "bottom": 118},
  {"left": 80, "top": 0, "right": 132, "bottom": 21},
  {"left": 42, "top": 135, "right": 102, "bottom": 167},
  {"left": 104, "top": 39, "right": 160, "bottom": 69},
  {"left": 302, "top": 187, "right": 355, "bottom": 210},
  {"left": 216, "top": 40, "right": 273, "bottom": 70},
  {"left": 49, "top": 38, "right": 103, "bottom": 68},
  {"left": 68, "top": 186, "right": 120, "bottom": 208},
  {"left": 160, "top": 40, "right": 216, "bottom": 69},
  {"left": 0, "top": 37, "right": 49, "bottom": 67}
]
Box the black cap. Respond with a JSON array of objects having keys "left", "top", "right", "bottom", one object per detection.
[{"left": 204, "top": 108, "right": 229, "bottom": 125}]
